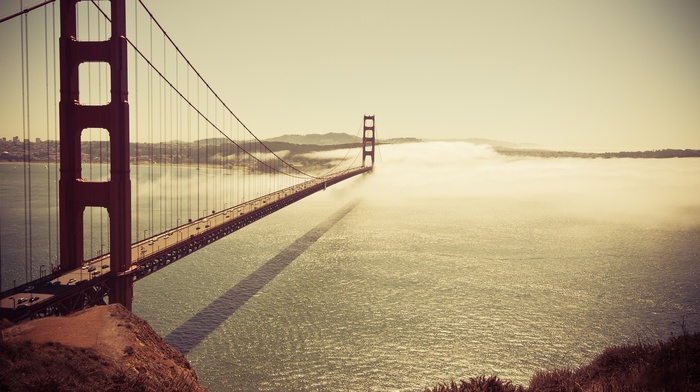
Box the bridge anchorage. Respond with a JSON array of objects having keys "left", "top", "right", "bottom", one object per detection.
[{"left": 0, "top": 0, "right": 376, "bottom": 322}]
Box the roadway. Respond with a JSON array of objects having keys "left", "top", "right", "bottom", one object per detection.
[{"left": 0, "top": 167, "right": 370, "bottom": 320}]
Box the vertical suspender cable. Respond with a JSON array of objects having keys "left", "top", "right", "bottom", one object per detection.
[
  {"left": 134, "top": 0, "right": 139, "bottom": 243},
  {"left": 148, "top": 18, "right": 153, "bottom": 238},
  {"left": 0, "top": 167, "right": 2, "bottom": 290},
  {"left": 235, "top": 123, "right": 238, "bottom": 203},
  {"left": 90, "top": 6, "right": 96, "bottom": 258},
  {"left": 44, "top": 5, "right": 52, "bottom": 267},
  {"left": 97, "top": 3, "right": 104, "bottom": 256},
  {"left": 20, "top": 0, "right": 30, "bottom": 282},
  {"left": 239, "top": 122, "right": 242, "bottom": 204},
  {"left": 197, "top": 76, "right": 200, "bottom": 219},
  {"left": 86, "top": 4, "right": 93, "bottom": 260},
  {"left": 205, "top": 87, "right": 209, "bottom": 217},
  {"left": 172, "top": 51, "right": 177, "bottom": 227},
  {"left": 187, "top": 63, "right": 191, "bottom": 221},
  {"left": 159, "top": 31, "right": 164, "bottom": 233},
  {"left": 221, "top": 110, "right": 224, "bottom": 210},
  {"left": 27, "top": 1, "right": 34, "bottom": 280},
  {"left": 20, "top": 0, "right": 27, "bottom": 280},
  {"left": 166, "top": 41, "right": 171, "bottom": 230},
  {"left": 213, "top": 100, "right": 216, "bottom": 213},
  {"left": 213, "top": 99, "right": 217, "bottom": 213},
  {"left": 220, "top": 104, "right": 224, "bottom": 211},
  {"left": 52, "top": 1, "right": 59, "bottom": 268},
  {"left": 164, "top": 29, "right": 169, "bottom": 230},
  {"left": 163, "top": 32, "right": 168, "bottom": 231},
  {"left": 171, "top": 57, "right": 182, "bottom": 224},
  {"left": 171, "top": 49, "right": 176, "bottom": 227}
]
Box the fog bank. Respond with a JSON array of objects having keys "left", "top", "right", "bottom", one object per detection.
[{"left": 347, "top": 142, "right": 700, "bottom": 227}]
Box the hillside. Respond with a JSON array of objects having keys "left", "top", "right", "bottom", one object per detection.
[
  {"left": 0, "top": 304, "right": 207, "bottom": 392},
  {"left": 495, "top": 147, "right": 700, "bottom": 159},
  {"left": 0, "top": 133, "right": 420, "bottom": 164},
  {"left": 265, "top": 132, "right": 422, "bottom": 146},
  {"left": 1, "top": 304, "right": 698, "bottom": 391},
  {"left": 265, "top": 132, "right": 358, "bottom": 145},
  {"left": 425, "top": 330, "right": 700, "bottom": 392}
]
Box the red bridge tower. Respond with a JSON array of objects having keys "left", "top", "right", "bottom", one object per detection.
[
  {"left": 59, "top": 0, "right": 134, "bottom": 310},
  {"left": 362, "top": 115, "right": 376, "bottom": 167}
]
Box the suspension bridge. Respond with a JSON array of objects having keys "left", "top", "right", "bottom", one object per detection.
[{"left": 0, "top": 0, "right": 375, "bottom": 322}]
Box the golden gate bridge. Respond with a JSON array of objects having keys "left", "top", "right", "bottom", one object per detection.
[{"left": 0, "top": 0, "right": 375, "bottom": 321}]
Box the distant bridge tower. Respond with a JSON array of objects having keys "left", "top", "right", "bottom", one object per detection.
[
  {"left": 362, "top": 115, "right": 375, "bottom": 167},
  {"left": 59, "top": 0, "right": 134, "bottom": 309}
]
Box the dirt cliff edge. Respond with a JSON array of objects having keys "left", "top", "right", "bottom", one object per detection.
[{"left": 0, "top": 304, "right": 208, "bottom": 392}]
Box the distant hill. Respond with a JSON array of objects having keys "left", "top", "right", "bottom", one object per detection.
[
  {"left": 495, "top": 148, "right": 700, "bottom": 159},
  {"left": 265, "top": 132, "right": 359, "bottom": 146},
  {"left": 265, "top": 132, "right": 422, "bottom": 146},
  {"left": 430, "top": 138, "right": 538, "bottom": 149}
]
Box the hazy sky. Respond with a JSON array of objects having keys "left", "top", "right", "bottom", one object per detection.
[{"left": 1, "top": 0, "right": 699, "bottom": 151}]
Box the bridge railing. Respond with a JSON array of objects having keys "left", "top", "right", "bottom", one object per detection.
[{"left": 0, "top": 165, "right": 371, "bottom": 321}]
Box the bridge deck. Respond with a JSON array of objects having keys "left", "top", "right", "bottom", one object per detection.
[{"left": 0, "top": 166, "right": 371, "bottom": 322}]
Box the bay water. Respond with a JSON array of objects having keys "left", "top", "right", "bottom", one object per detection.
[
  {"left": 2, "top": 142, "right": 699, "bottom": 390},
  {"left": 132, "top": 143, "right": 700, "bottom": 391}
]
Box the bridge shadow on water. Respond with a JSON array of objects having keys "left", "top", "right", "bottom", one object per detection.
[{"left": 164, "top": 200, "right": 360, "bottom": 355}]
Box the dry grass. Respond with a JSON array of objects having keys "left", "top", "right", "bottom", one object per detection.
[
  {"left": 0, "top": 338, "right": 204, "bottom": 392},
  {"left": 0, "top": 339, "right": 138, "bottom": 392},
  {"left": 0, "top": 304, "right": 207, "bottom": 392},
  {"left": 2, "top": 307, "right": 697, "bottom": 392},
  {"left": 426, "top": 375, "right": 526, "bottom": 392},
  {"left": 425, "top": 331, "right": 700, "bottom": 392}
]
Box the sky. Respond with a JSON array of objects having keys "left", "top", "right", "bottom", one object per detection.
[{"left": 1, "top": 0, "right": 699, "bottom": 151}]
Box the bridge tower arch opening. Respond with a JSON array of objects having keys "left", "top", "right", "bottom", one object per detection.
[
  {"left": 59, "top": 0, "right": 134, "bottom": 310},
  {"left": 362, "top": 115, "right": 375, "bottom": 168}
]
